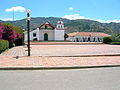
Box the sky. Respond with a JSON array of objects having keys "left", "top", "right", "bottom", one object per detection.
[{"left": 0, "top": 0, "right": 120, "bottom": 23}]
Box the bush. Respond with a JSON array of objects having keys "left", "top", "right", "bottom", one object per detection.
[
  {"left": 103, "top": 37, "right": 112, "bottom": 44},
  {"left": 14, "top": 38, "right": 24, "bottom": 46},
  {"left": 0, "top": 23, "right": 24, "bottom": 45},
  {"left": 111, "top": 34, "right": 120, "bottom": 42},
  {"left": 64, "top": 33, "right": 69, "bottom": 40},
  {"left": 0, "top": 40, "right": 9, "bottom": 53},
  {"left": 110, "top": 42, "right": 120, "bottom": 45}
]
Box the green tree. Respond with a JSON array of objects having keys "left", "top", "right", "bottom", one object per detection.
[{"left": 64, "top": 33, "right": 69, "bottom": 40}]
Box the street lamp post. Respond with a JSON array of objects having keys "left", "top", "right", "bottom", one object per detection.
[{"left": 27, "top": 9, "right": 30, "bottom": 56}]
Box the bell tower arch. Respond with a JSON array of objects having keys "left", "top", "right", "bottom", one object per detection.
[{"left": 56, "top": 19, "right": 64, "bottom": 30}]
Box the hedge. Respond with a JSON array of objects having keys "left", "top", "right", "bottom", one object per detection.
[
  {"left": 110, "top": 42, "right": 120, "bottom": 45},
  {"left": 0, "top": 40, "right": 9, "bottom": 53},
  {"left": 103, "top": 37, "right": 112, "bottom": 44}
]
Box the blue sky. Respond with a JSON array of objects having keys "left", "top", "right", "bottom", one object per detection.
[{"left": 0, "top": 0, "right": 120, "bottom": 23}]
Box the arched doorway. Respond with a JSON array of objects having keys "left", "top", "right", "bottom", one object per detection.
[{"left": 44, "top": 33, "right": 48, "bottom": 41}]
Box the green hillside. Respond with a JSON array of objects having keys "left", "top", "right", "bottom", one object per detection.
[{"left": 1, "top": 17, "right": 120, "bottom": 35}]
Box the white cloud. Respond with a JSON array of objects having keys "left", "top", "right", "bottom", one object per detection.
[
  {"left": 5, "top": 6, "right": 26, "bottom": 12},
  {"left": 96, "top": 19, "right": 120, "bottom": 23},
  {"left": 63, "top": 14, "right": 120, "bottom": 23},
  {"left": 1, "top": 18, "right": 13, "bottom": 21},
  {"left": 62, "top": 14, "right": 91, "bottom": 20},
  {"left": 68, "top": 7, "right": 74, "bottom": 10}
]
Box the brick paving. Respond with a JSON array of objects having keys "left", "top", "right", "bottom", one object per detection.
[
  {"left": 0, "top": 46, "right": 27, "bottom": 56},
  {"left": 30, "top": 45, "right": 120, "bottom": 56},
  {"left": 0, "top": 56, "right": 120, "bottom": 67},
  {"left": 1, "top": 44, "right": 120, "bottom": 56},
  {"left": 0, "top": 44, "right": 120, "bottom": 67}
]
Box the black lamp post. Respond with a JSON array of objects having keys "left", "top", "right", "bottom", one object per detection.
[{"left": 26, "top": 9, "right": 30, "bottom": 56}]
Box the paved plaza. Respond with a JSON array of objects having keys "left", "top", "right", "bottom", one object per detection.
[
  {"left": 0, "top": 44, "right": 120, "bottom": 68},
  {"left": 1, "top": 44, "right": 120, "bottom": 56}
]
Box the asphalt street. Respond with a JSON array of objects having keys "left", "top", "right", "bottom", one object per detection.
[{"left": 0, "top": 67, "right": 120, "bottom": 90}]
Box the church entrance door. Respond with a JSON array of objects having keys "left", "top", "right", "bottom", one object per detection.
[{"left": 44, "top": 33, "right": 48, "bottom": 41}]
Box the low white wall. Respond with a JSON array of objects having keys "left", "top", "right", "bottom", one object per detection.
[{"left": 67, "top": 36, "right": 104, "bottom": 42}]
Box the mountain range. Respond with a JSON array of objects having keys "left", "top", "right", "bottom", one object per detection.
[{"left": 1, "top": 17, "right": 120, "bottom": 35}]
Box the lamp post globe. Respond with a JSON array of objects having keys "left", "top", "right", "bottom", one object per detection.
[{"left": 26, "top": 9, "right": 30, "bottom": 13}]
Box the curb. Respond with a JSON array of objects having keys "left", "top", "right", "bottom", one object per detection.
[
  {"left": 10, "top": 54, "right": 120, "bottom": 58},
  {"left": 36, "top": 54, "right": 120, "bottom": 57},
  {"left": 0, "top": 65, "right": 120, "bottom": 70}
]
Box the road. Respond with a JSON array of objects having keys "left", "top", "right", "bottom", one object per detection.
[{"left": 0, "top": 67, "right": 120, "bottom": 90}]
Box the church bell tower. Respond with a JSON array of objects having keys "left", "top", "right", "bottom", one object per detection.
[
  {"left": 56, "top": 19, "right": 64, "bottom": 30},
  {"left": 54, "top": 19, "right": 65, "bottom": 40}
]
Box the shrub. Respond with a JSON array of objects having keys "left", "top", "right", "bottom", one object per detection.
[
  {"left": 110, "top": 42, "right": 120, "bottom": 45},
  {"left": 111, "top": 34, "right": 120, "bottom": 42},
  {"left": 14, "top": 38, "right": 24, "bottom": 46},
  {"left": 0, "top": 40, "right": 9, "bottom": 53},
  {"left": 103, "top": 37, "right": 112, "bottom": 44}
]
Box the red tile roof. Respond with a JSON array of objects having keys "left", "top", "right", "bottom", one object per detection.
[
  {"left": 68, "top": 32, "right": 111, "bottom": 37},
  {"left": 39, "top": 21, "right": 55, "bottom": 30}
]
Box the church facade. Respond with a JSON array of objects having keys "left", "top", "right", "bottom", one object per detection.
[{"left": 24, "top": 19, "right": 65, "bottom": 41}]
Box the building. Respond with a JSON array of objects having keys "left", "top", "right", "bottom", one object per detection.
[
  {"left": 67, "top": 32, "right": 110, "bottom": 42},
  {"left": 24, "top": 19, "right": 65, "bottom": 41}
]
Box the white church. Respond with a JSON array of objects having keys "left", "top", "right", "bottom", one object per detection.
[{"left": 24, "top": 19, "right": 65, "bottom": 41}]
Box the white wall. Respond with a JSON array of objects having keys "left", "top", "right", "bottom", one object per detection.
[
  {"left": 30, "top": 28, "right": 39, "bottom": 40},
  {"left": 54, "top": 29, "right": 64, "bottom": 40},
  {"left": 24, "top": 31, "right": 27, "bottom": 41},
  {"left": 24, "top": 29, "right": 65, "bottom": 41},
  {"left": 24, "top": 28, "right": 39, "bottom": 41},
  {"left": 39, "top": 30, "right": 54, "bottom": 40},
  {"left": 67, "top": 36, "right": 104, "bottom": 42},
  {"left": 24, "top": 29, "right": 54, "bottom": 41}
]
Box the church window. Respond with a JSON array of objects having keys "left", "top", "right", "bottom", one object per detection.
[
  {"left": 45, "top": 25, "right": 48, "bottom": 29},
  {"left": 58, "top": 26, "right": 61, "bottom": 28},
  {"left": 61, "top": 25, "right": 64, "bottom": 28},
  {"left": 33, "top": 33, "right": 36, "bottom": 37}
]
